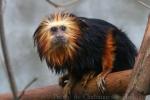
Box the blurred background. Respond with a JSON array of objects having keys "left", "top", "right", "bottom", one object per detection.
[{"left": 0, "top": 0, "right": 149, "bottom": 96}]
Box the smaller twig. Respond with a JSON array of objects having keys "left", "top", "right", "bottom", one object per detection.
[
  {"left": 0, "top": 53, "right": 5, "bottom": 67},
  {"left": 46, "top": 0, "right": 59, "bottom": 8},
  {"left": 2, "top": 0, "right": 6, "bottom": 13},
  {"left": 18, "top": 78, "right": 38, "bottom": 99},
  {"left": 46, "top": 0, "right": 80, "bottom": 8},
  {"left": 138, "top": 1, "right": 150, "bottom": 9},
  {"left": 0, "top": 0, "right": 18, "bottom": 99}
]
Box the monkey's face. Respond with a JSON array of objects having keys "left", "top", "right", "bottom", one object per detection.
[
  {"left": 50, "top": 25, "right": 68, "bottom": 48},
  {"left": 33, "top": 12, "right": 81, "bottom": 65}
]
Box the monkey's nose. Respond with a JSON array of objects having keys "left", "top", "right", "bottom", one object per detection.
[
  {"left": 56, "top": 35, "right": 63, "bottom": 40},
  {"left": 56, "top": 35, "right": 66, "bottom": 42},
  {"left": 52, "top": 35, "right": 67, "bottom": 45}
]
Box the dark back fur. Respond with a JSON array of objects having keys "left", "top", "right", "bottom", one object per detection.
[{"left": 50, "top": 17, "right": 137, "bottom": 79}]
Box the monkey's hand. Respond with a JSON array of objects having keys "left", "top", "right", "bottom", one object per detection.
[
  {"left": 63, "top": 81, "right": 73, "bottom": 100},
  {"left": 59, "top": 74, "right": 69, "bottom": 87},
  {"left": 96, "top": 73, "right": 106, "bottom": 94},
  {"left": 96, "top": 70, "right": 111, "bottom": 94}
]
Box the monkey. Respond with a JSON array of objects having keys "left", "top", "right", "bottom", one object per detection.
[{"left": 33, "top": 11, "right": 137, "bottom": 99}]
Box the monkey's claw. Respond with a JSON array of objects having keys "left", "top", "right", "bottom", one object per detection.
[
  {"left": 96, "top": 75, "right": 106, "bottom": 94},
  {"left": 59, "top": 74, "right": 69, "bottom": 87},
  {"left": 59, "top": 77, "right": 67, "bottom": 87}
]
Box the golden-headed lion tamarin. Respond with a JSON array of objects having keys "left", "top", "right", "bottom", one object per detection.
[{"left": 33, "top": 12, "right": 137, "bottom": 99}]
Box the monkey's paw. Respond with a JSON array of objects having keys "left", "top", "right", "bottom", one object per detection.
[
  {"left": 96, "top": 74, "right": 106, "bottom": 94},
  {"left": 59, "top": 76, "right": 68, "bottom": 87},
  {"left": 63, "top": 82, "right": 72, "bottom": 100}
]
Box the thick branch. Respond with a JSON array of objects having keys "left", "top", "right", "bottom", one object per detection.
[
  {"left": 0, "top": 70, "right": 131, "bottom": 100},
  {"left": 123, "top": 15, "right": 150, "bottom": 100}
]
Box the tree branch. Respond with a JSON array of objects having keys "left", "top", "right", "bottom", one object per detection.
[
  {"left": 46, "top": 0, "right": 80, "bottom": 8},
  {"left": 18, "top": 78, "right": 38, "bottom": 100},
  {"left": 0, "top": 70, "right": 131, "bottom": 100},
  {"left": 123, "top": 15, "right": 150, "bottom": 100},
  {"left": 138, "top": 1, "right": 150, "bottom": 9},
  {"left": 0, "top": 0, "right": 18, "bottom": 99}
]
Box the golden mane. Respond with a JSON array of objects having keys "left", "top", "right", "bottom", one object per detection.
[{"left": 34, "top": 12, "right": 81, "bottom": 66}]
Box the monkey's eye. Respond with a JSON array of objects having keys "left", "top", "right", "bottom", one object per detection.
[
  {"left": 60, "top": 25, "right": 66, "bottom": 31},
  {"left": 50, "top": 26, "right": 58, "bottom": 32}
]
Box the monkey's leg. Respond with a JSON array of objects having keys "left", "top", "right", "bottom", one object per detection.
[
  {"left": 59, "top": 74, "right": 69, "bottom": 87},
  {"left": 96, "top": 30, "right": 116, "bottom": 94}
]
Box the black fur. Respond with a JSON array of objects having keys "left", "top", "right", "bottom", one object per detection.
[{"left": 47, "top": 17, "right": 137, "bottom": 80}]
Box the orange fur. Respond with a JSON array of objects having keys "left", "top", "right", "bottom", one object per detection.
[
  {"left": 34, "top": 12, "right": 81, "bottom": 65},
  {"left": 102, "top": 29, "right": 116, "bottom": 72}
]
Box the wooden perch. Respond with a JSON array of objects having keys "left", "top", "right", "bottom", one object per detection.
[
  {"left": 0, "top": 70, "right": 131, "bottom": 100},
  {"left": 123, "top": 15, "right": 150, "bottom": 100}
]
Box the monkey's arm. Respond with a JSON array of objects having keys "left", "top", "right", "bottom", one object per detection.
[{"left": 96, "top": 29, "right": 116, "bottom": 93}]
